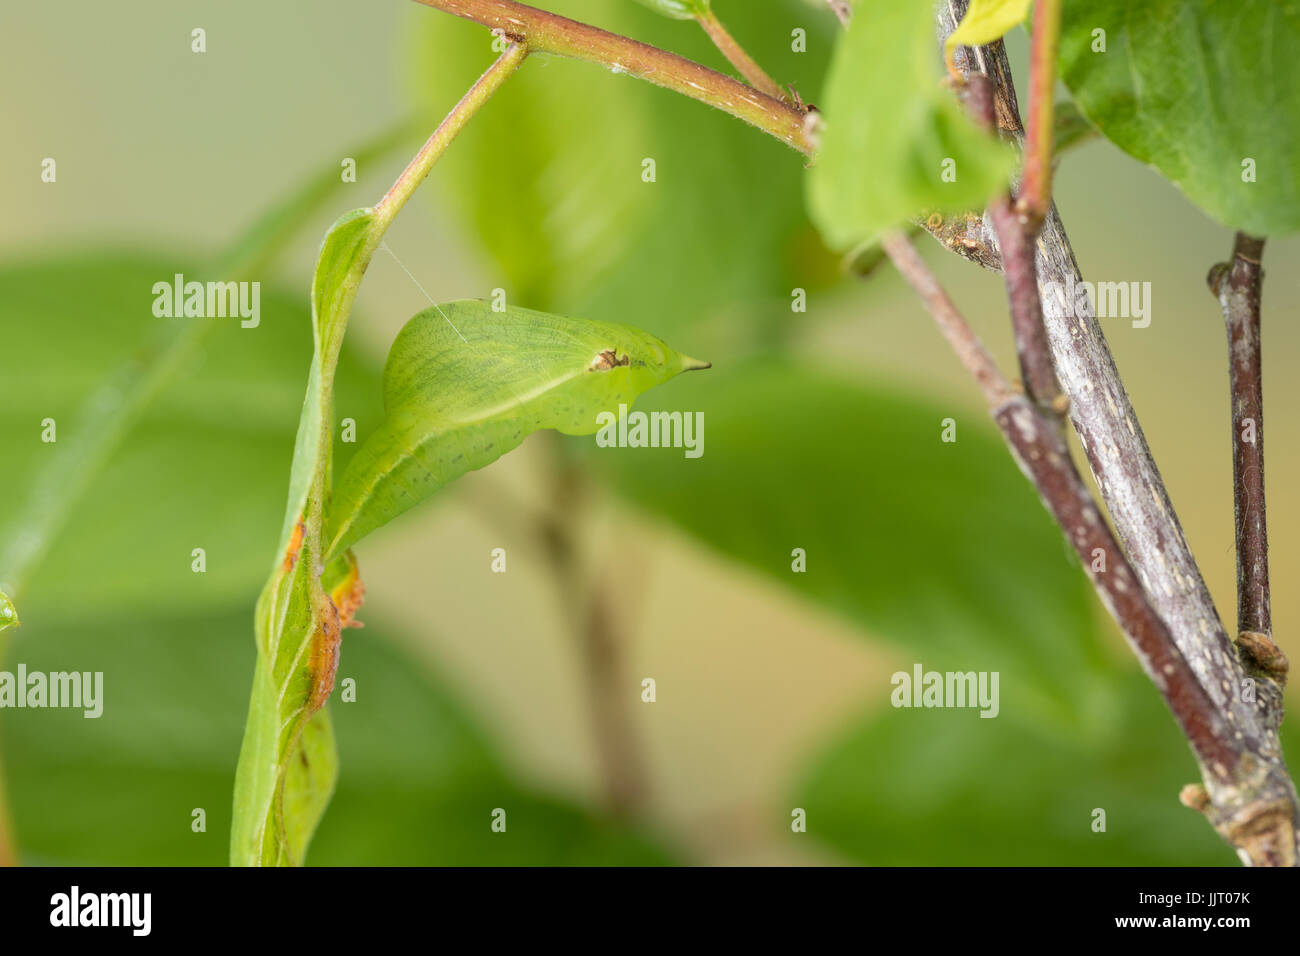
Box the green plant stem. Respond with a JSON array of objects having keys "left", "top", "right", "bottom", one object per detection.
[
  {"left": 233, "top": 42, "right": 527, "bottom": 866},
  {"left": 317, "top": 43, "right": 529, "bottom": 516},
  {"left": 375, "top": 43, "right": 528, "bottom": 232},
  {"left": 1018, "top": 0, "right": 1061, "bottom": 226},
  {"left": 411, "top": 0, "right": 815, "bottom": 154},
  {"left": 455, "top": 459, "right": 652, "bottom": 819},
  {"left": 328, "top": 45, "right": 529, "bottom": 466},
  {"left": 694, "top": 8, "right": 789, "bottom": 104},
  {"left": 539, "top": 441, "right": 650, "bottom": 817}
]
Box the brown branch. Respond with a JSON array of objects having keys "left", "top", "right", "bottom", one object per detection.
[
  {"left": 1017, "top": 0, "right": 1061, "bottom": 228},
  {"left": 883, "top": 232, "right": 1234, "bottom": 779},
  {"left": 539, "top": 447, "right": 650, "bottom": 818},
  {"left": 935, "top": 0, "right": 1300, "bottom": 865},
  {"left": 988, "top": 195, "right": 1064, "bottom": 413},
  {"left": 880, "top": 234, "right": 1009, "bottom": 408},
  {"left": 962, "top": 67, "right": 1064, "bottom": 415},
  {"left": 695, "top": 8, "right": 790, "bottom": 104},
  {"left": 411, "top": 0, "right": 815, "bottom": 154},
  {"left": 1210, "top": 233, "right": 1285, "bottom": 680},
  {"left": 461, "top": 461, "right": 651, "bottom": 818}
]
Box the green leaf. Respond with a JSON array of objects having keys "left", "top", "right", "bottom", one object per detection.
[
  {"left": 631, "top": 0, "right": 709, "bottom": 20},
  {"left": 846, "top": 100, "right": 1097, "bottom": 280},
  {"left": 231, "top": 507, "right": 341, "bottom": 866},
  {"left": 807, "top": 0, "right": 1016, "bottom": 251},
  {"left": 232, "top": 208, "right": 379, "bottom": 867},
  {"left": 5, "top": 607, "right": 672, "bottom": 865},
  {"left": 312, "top": 210, "right": 377, "bottom": 353},
  {"left": 219, "top": 121, "right": 413, "bottom": 278},
  {"left": 1052, "top": 98, "right": 1099, "bottom": 155},
  {"left": 325, "top": 300, "right": 707, "bottom": 559},
  {"left": 274, "top": 208, "right": 376, "bottom": 551},
  {"left": 594, "top": 359, "right": 1114, "bottom": 724},
  {"left": 0, "top": 254, "right": 381, "bottom": 618},
  {"left": 792, "top": 671, "right": 1237, "bottom": 865},
  {"left": 1060, "top": 0, "right": 1300, "bottom": 235},
  {"left": 0, "top": 241, "right": 385, "bottom": 864},
  {"left": 0, "top": 238, "right": 383, "bottom": 865},
  {"left": 0, "top": 249, "right": 670, "bottom": 866},
  {"left": 0, "top": 123, "right": 411, "bottom": 610},
  {"left": 945, "top": 0, "right": 1032, "bottom": 70}
]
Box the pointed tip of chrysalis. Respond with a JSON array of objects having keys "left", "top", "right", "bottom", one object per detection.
[{"left": 682, "top": 356, "right": 712, "bottom": 372}]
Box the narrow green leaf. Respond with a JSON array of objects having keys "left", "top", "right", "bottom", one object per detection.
[
  {"left": 231, "top": 522, "right": 341, "bottom": 866},
  {"left": 326, "top": 300, "right": 707, "bottom": 560},
  {"left": 312, "top": 210, "right": 377, "bottom": 354},
  {"left": 232, "top": 208, "right": 378, "bottom": 866},
  {"left": 274, "top": 208, "right": 376, "bottom": 552},
  {"left": 945, "top": 0, "right": 1032, "bottom": 69},
  {"left": 631, "top": 0, "right": 710, "bottom": 19},
  {"left": 807, "top": 0, "right": 1016, "bottom": 251},
  {"left": 1060, "top": 0, "right": 1300, "bottom": 235}
]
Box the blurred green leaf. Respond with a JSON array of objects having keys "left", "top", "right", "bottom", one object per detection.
[
  {"left": 596, "top": 357, "right": 1255, "bottom": 865},
  {"left": 0, "top": 248, "right": 671, "bottom": 866},
  {"left": 327, "top": 300, "right": 707, "bottom": 559},
  {"left": 4, "top": 608, "right": 671, "bottom": 865},
  {"left": 1060, "top": 0, "right": 1300, "bottom": 235},
  {"left": 221, "top": 122, "right": 414, "bottom": 278},
  {"left": 1052, "top": 98, "right": 1098, "bottom": 155},
  {"left": 0, "top": 254, "right": 382, "bottom": 619},
  {"left": 792, "top": 671, "right": 1245, "bottom": 865},
  {"left": 408, "top": 0, "right": 840, "bottom": 351},
  {"left": 0, "top": 124, "right": 413, "bottom": 610},
  {"left": 631, "top": 0, "right": 708, "bottom": 20},
  {"left": 595, "top": 358, "right": 1115, "bottom": 724},
  {"left": 807, "top": 0, "right": 1015, "bottom": 251}
]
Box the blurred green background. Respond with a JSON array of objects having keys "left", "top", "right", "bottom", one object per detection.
[{"left": 2, "top": 0, "right": 1298, "bottom": 865}]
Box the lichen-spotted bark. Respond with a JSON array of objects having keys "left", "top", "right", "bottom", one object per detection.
[
  {"left": 1210, "top": 234, "right": 1277, "bottom": 653},
  {"left": 938, "top": 0, "right": 1300, "bottom": 864}
]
